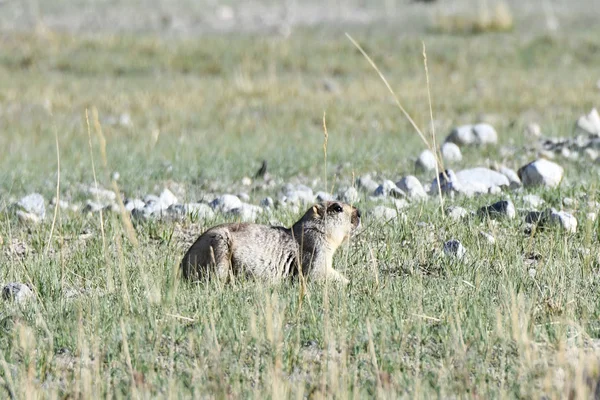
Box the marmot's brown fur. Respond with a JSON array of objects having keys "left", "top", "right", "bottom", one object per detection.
[{"left": 180, "top": 201, "right": 361, "bottom": 284}]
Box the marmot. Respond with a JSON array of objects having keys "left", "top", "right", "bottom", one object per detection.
[{"left": 180, "top": 201, "right": 361, "bottom": 284}]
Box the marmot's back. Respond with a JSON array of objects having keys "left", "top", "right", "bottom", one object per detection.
[
  {"left": 180, "top": 201, "right": 361, "bottom": 284},
  {"left": 180, "top": 223, "right": 299, "bottom": 282}
]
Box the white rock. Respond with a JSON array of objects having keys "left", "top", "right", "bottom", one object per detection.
[
  {"left": 356, "top": 174, "right": 379, "bottom": 193},
  {"left": 124, "top": 198, "right": 145, "bottom": 212},
  {"left": 316, "top": 191, "right": 335, "bottom": 202},
  {"left": 548, "top": 210, "right": 577, "bottom": 233},
  {"left": 446, "top": 125, "right": 476, "bottom": 146},
  {"left": 525, "top": 123, "right": 542, "bottom": 138},
  {"left": 16, "top": 211, "right": 41, "bottom": 225},
  {"left": 210, "top": 194, "right": 243, "bottom": 213},
  {"left": 370, "top": 206, "right": 398, "bottom": 222},
  {"left": 260, "top": 197, "right": 274, "bottom": 208},
  {"left": 479, "top": 231, "right": 496, "bottom": 244},
  {"left": 522, "top": 194, "right": 545, "bottom": 208},
  {"left": 159, "top": 189, "right": 178, "bottom": 208},
  {"left": 396, "top": 176, "right": 427, "bottom": 201},
  {"left": 338, "top": 187, "right": 359, "bottom": 204},
  {"left": 241, "top": 176, "right": 252, "bottom": 186},
  {"left": 584, "top": 148, "right": 598, "bottom": 161},
  {"left": 431, "top": 170, "right": 463, "bottom": 197},
  {"left": 562, "top": 197, "right": 576, "bottom": 208},
  {"left": 441, "top": 142, "right": 462, "bottom": 162},
  {"left": 499, "top": 167, "right": 522, "bottom": 189},
  {"left": 167, "top": 203, "right": 214, "bottom": 220},
  {"left": 238, "top": 192, "right": 251, "bottom": 202},
  {"left": 374, "top": 180, "right": 405, "bottom": 198},
  {"left": 446, "top": 206, "right": 469, "bottom": 220},
  {"left": 415, "top": 150, "right": 437, "bottom": 171},
  {"left": 473, "top": 123, "right": 498, "bottom": 145},
  {"left": 228, "top": 204, "right": 263, "bottom": 222},
  {"left": 518, "top": 159, "right": 564, "bottom": 188},
  {"left": 456, "top": 168, "right": 509, "bottom": 190},
  {"left": 443, "top": 239, "right": 466, "bottom": 259},
  {"left": 83, "top": 200, "right": 106, "bottom": 213},
  {"left": 576, "top": 108, "right": 600, "bottom": 135},
  {"left": 433, "top": 167, "right": 510, "bottom": 197},
  {"left": 528, "top": 268, "right": 537, "bottom": 278},
  {"left": 16, "top": 193, "right": 46, "bottom": 220},
  {"left": 587, "top": 212, "right": 597, "bottom": 222},
  {"left": 88, "top": 187, "right": 117, "bottom": 203},
  {"left": 478, "top": 200, "right": 516, "bottom": 219},
  {"left": 2, "top": 282, "right": 33, "bottom": 304},
  {"left": 281, "top": 184, "right": 314, "bottom": 205}
]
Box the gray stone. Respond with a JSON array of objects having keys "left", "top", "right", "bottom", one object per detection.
[
  {"left": 479, "top": 231, "right": 496, "bottom": 245},
  {"left": 356, "top": 174, "right": 379, "bottom": 193},
  {"left": 316, "top": 191, "right": 335, "bottom": 202},
  {"left": 370, "top": 206, "right": 398, "bottom": 222},
  {"left": 167, "top": 203, "right": 214, "bottom": 219},
  {"left": 446, "top": 125, "right": 476, "bottom": 146},
  {"left": 124, "top": 198, "right": 145, "bottom": 212},
  {"left": 456, "top": 168, "right": 510, "bottom": 191},
  {"left": 16, "top": 193, "right": 45, "bottom": 220},
  {"left": 260, "top": 197, "right": 274, "bottom": 209},
  {"left": 2, "top": 282, "right": 33, "bottom": 304},
  {"left": 562, "top": 197, "right": 576, "bottom": 208},
  {"left": 584, "top": 148, "right": 598, "bottom": 161},
  {"left": 446, "top": 206, "right": 469, "bottom": 221},
  {"left": 87, "top": 187, "right": 117, "bottom": 203},
  {"left": 443, "top": 239, "right": 466, "bottom": 259},
  {"left": 522, "top": 194, "right": 545, "bottom": 208},
  {"left": 396, "top": 176, "right": 427, "bottom": 201},
  {"left": 228, "top": 204, "right": 263, "bottom": 222},
  {"left": 337, "top": 187, "right": 359, "bottom": 204},
  {"left": 431, "top": 170, "right": 463, "bottom": 197},
  {"left": 415, "top": 149, "right": 437, "bottom": 171},
  {"left": 433, "top": 168, "right": 509, "bottom": 197},
  {"left": 587, "top": 212, "right": 597, "bottom": 222},
  {"left": 280, "top": 183, "right": 314, "bottom": 205},
  {"left": 525, "top": 210, "right": 544, "bottom": 224},
  {"left": 82, "top": 200, "right": 105, "bottom": 214},
  {"left": 548, "top": 210, "right": 577, "bottom": 233},
  {"left": 143, "top": 194, "right": 160, "bottom": 204},
  {"left": 50, "top": 197, "right": 70, "bottom": 210},
  {"left": 478, "top": 200, "right": 516, "bottom": 219},
  {"left": 576, "top": 108, "right": 600, "bottom": 135},
  {"left": 525, "top": 208, "right": 577, "bottom": 233},
  {"left": 159, "top": 188, "right": 178, "bottom": 208},
  {"left": 499, "top": 167, "right": 521, "bottom": 189},
  {"left": 441, "top": 142, "right": 462, "bottom": 162},
  {"left": 16, "top": 211, "right": 41, "bottom": 225},
  {"left": 518, "top": 159, "right": 564, "bottom": 188},
  {"left": 238, "top": 192, "right": 251, "bottom": 202},
  {"left": 374, "top": 180, "right": 405, "bottom": 199},
  {"left": 525, "top": 123, "right": 542, "bottom": 138},
  {"left": 210, "top": 194, "right": 243, "bottom": 213},
  {"left": 473, "top": 123, "right": 498, "bottom": 145}
]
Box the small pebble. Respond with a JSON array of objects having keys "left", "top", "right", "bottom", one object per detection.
[
  {"left": 443, "top": 239, "right": 466, "bottom": 260},
  {"left": 2, "top": 283, "right": 33, "bottom": 304}
]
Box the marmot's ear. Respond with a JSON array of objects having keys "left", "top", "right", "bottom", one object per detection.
[{"left": 312, "top": 204, "right": 325, "bottom": 218}]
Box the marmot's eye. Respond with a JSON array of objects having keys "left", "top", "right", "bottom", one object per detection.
[{"left": 328, "top": 203, "right": 343, "bottom": 213}]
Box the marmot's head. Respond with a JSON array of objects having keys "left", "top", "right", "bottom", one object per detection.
[{"left": 296, "top": 201, "right": 361, "bottom": 247}]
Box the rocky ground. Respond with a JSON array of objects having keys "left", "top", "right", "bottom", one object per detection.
[{"left": 4, "top": 108, "right": 600, "bottom": 301}]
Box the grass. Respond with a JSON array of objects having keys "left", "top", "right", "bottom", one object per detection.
[{"left": 1, "top": 12, "right": 600, "bottom": 398}]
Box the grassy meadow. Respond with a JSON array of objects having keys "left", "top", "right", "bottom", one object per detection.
[{"left": 1, "top": 0, "right": 600, "bottom": 397}]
